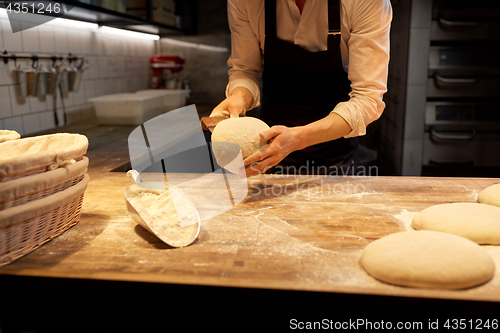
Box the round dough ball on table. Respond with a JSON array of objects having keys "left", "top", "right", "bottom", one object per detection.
[
  {"left": 211, "top": 117, "right": 270, "bottom": 173},
  {"left": 411, "top": 203, "right": 500, "bottom": 245},
  {"left": 360, "top": 230, "right": 495, "bottom": 289},
  {"left": 478, "top": 183, "right": 500, "bottom": 208}
]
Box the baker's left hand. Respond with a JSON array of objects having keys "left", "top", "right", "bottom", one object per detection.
[{"left": 241, "top": 125, "right": 303, "bottom": 177}]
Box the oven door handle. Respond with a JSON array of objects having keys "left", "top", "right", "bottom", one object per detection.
[
  {"left": 438, "top": 16, "right": 486, "bottom": 27},
  {"left": 430, "top": 127, "right": 477, "bottom": 141},
  {"left": 429, "top": 159, "right": 475, "bottom": 166},
  {"left": 434, "top": 73, "right": 481, "bottom": 85}
]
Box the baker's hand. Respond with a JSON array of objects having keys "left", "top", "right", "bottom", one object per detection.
[
  {"left": 210, "top": 95, "right": 245, "bottom": 118},
  {"left": 210, "top": 87, "right": 254, "bottom": 118},
  {"left": 242, "top": 125, "right": 303, "bottom": 177}
]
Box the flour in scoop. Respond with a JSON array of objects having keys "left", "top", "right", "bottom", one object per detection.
[{"left": 128, "top": 185, "right": 200, "bottom": 247}]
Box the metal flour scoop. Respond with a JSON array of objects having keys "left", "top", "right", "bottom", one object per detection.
[{"left": 124, "top": 170, "right": 201, "bottom": 248}]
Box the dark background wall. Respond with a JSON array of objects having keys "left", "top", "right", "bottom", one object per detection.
[{"left": 160, "top": 0, "right": 231, "bottom": 116}]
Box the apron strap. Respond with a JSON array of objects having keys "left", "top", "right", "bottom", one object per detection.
[
  {"left": 328, "top": 0, "right": 341, "bottom": 35},
  {"left": 265, "top": 0, "right": 277, "bottom": 38}
]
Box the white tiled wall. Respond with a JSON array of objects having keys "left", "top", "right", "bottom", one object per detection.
[
  {"left": 0, "top": 10, "right": 156, "bottom": 136},
  {"left": 159, "top": 34, "right": 231, "bottom": 110}
]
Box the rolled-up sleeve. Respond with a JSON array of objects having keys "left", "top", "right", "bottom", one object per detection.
[
  {"left": 226, "top": 0, "right": 263, "bottom": 109},
  {"left": 333, "top": 0, "right": 392, "bottom": 138}
]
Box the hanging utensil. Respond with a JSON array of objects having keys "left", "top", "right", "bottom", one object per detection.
[
  {"left": 58, "top": 79, "right": 67, "bottom": 125},
  {"left": 14, "top": 64, "right": 28, "bottom": 98},
  {"left": 69, "top": 58, "right": 90, "bottom": 93},
  {"left": 36, "top": 65, "right": 48, "bottom": 96},
  {"left": 26, "top": 59, "right": 39, "bottom": 98},
  {"left": 52, "top": 57, "right": 67, "bottom": 126},
  {"left": 46, "top": 68, "right": 58, "bottom": 95},
  {"left": 59, "top": 67, "right": 70, "bottom": 95}
]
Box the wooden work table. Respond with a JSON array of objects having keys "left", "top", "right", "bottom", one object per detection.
[{"left": 1, "top": 121, "right": 500, "bottom": 331}]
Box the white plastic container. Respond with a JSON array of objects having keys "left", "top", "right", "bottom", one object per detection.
[
  {"left": 136, "top": 89, "right": 190, "bottom": 113},
  {"left": 89, "top": 93, "right": 164, "bottom": 125}
]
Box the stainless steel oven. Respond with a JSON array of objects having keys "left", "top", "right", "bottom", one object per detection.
[
  {"left": 422, "top": 1, "right": 500, "bottom": 176},
  {"left": 424, "top": 102, "right": 500, "bottom": 173},
  {"left": 427, "top": 46, "right": 500, "bottom": 98}
]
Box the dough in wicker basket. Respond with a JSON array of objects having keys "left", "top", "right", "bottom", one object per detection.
[
  {"left": 0, "top": 133, "right": 88, "bottom": 181},
  {"left": 0, "top": 130, "right": 20, "bottom": 143}
]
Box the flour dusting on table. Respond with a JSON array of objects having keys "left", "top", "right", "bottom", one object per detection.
[{"left": 393, "top": 209, "right": 419, "bottom": 231}]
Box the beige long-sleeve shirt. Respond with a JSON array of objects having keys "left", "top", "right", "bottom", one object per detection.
[{"left": 226, "top": 0, "right": 392, "bottom": 138}]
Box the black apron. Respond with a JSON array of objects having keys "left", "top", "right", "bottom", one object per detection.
[{"left": 260, "top": 0, "right": 358, "bottom": 175}]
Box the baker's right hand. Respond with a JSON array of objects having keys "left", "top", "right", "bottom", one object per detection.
[{"left": 210, "top": 87, "right": 254, "bottom": 118}]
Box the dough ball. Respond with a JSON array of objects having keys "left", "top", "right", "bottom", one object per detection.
[
  {"left": 360, "top": 230, "right": 495, "bottom": 289},
  {"left": 211, "top": 117, "right": 270, "bottom": 173},
  {"left": 411, "top": 203, "right": 500, "bottom": 245},
  {"left": 478, "top": 183, "right": 500, "bottom": 208}
]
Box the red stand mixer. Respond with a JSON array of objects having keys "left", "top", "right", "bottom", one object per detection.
[{"left": 150, "top": 55, "right": 185, "bottom": 89}]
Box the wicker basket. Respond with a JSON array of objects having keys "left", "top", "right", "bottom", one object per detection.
[
  {"left": 0, "top": 130, "right": 20, "bottom": 143},
  {"left": 0, "top": 157, "right": 89, "bottom": 211},
  {"left": 0, "top": 133, "right": 88, "bottom": 182},
  {"left": 0, "top": 174, "right": 89, "bottom": 267}
]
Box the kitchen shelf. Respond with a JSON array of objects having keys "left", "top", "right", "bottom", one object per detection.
[
  {"left": 0, "top": 0, "right": 195, "bottom": 37},
  {"left": 63, "top": 0, "right": 192, "bottom": 37}
]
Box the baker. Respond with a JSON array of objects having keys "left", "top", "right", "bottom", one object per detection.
[{"left": 210, "top": 0, "right": 392, "bottom": 176}]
